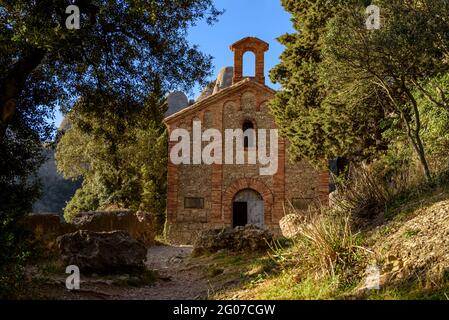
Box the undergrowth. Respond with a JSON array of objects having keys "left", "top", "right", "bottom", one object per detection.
[{"left": 215, "top": 167, "right": 449, "bottom": 300}]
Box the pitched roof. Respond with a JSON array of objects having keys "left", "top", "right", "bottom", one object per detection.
[
  {"left": 164, "top": 78, "right": 276, "bottom": 123},
  {"left": 230, "top": 37, "right": 269, "bottom": 52}
]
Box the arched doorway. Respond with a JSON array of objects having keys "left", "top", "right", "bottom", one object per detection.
[{"left": 232, "top": 189, "right": 264, "bottom": 228}]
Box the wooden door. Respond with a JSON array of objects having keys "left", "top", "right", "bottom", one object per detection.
[{"left": 247, "top": 200, "right": 264, "bottom": 227}]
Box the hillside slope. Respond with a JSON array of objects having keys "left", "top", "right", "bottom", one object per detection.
[
  {"left": 367, "top": 196, "right": 449, "bottom": 297},
  {"left": 213, "top": 192, "right": 449, "bottom": 300},
  {"left": 32, "top": 147, "right": 81, "bottom": 216}
]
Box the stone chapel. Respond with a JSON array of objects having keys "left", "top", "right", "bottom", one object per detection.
[{"left": 164, "top": 37, "right": 329, "bottom": 244}]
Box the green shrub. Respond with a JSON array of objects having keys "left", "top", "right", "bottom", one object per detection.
[
  {"left": 0, "top": 125, "right": 44, "bottom": 298},
  {"left": 63, "top": 179, "right": 100, "bottom": 222}
]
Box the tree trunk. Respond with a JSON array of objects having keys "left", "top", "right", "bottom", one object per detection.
[
  {"left": 403, "top": 86, "right": 432, "bottom": 182},
  {"left": 0, "top": 48, "right": 46, "bottom": 140},
  {"left": 409, "top": 133, "right": 432, "bottom": 182},
  {"left": 402, "top": 117, "right": 432, "bottom": 182}
]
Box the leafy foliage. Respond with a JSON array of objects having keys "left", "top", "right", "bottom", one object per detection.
[
  {"left": 374, "top": 74, "right": 449, "bottom": 187},
  {"left": 415, "top": 75, "right": 449, "bottom": 171},
  {"left": 0, "top": 117, "right": 43, "bottom": 298},
  {"left": 0, "top": 0, "right": 221, "bottom": 295},
  {"left": 1, "top": 0, "right": 221, "bottom": 119},
  {"left": 269, "top": 0, "right": 385, "bottom": 165},
  {"left": 56, "top": 89, "right": 168, "bottom": 222},
  {"left": 271, "top": 0, "right": 449, "bottom": 180},
  {"left": 320, "top": 0, "right": 449, "bottom": 180}
]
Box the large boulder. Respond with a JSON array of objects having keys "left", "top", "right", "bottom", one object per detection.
[
  {"left": 56, "top": 230, "right": 147, "bottom": 273},
  {"left": 192, "top": 225, "right": 273, "bottom": 256},
  {"left": 279, "top": 214, "right": 305, "bottom": 239},
  {"left": 71, "top": 210, "right": 155, "bottom": 247}
]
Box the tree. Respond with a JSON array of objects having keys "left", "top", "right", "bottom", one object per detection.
[
  {"left": 0, "top": 0, "right": 221, "bottom": 139},
  {"left": 56, "top": 89, "right": 168, "bottom": 222},
  {"left": 320, "top": 0, "right": 449, "bottom": 181},
  {"left": 272, "top": 0, "right": 449, "bottom": 182},
  {"left": 416, "top": 74, "right": 449, "bottom": 171},
  {"left": 0, "top": 115, "right": 44, "bottom": 298},
  {"left": 0, "top": 0, "right": 221, "bottom": 295},
  {"left": 378, "top": 73, "right": 449, "bottom": 181},
  {"left": 269, "top": 0, "right": 386, "bottom": 166}
]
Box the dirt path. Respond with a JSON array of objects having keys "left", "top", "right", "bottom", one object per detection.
[
  {"left": 37, "top": 245, "right": 211, "bottom": 300},
  {"left": 135, "top": 245, "right": 210, "bottom": 300}
]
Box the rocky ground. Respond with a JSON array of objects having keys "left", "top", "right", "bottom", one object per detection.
[
  {"left": 26, "top": 196, "right": 449, "bottom": 300},
  {"left": 25, "top": 225, "right": 274, "bottom": 300},
  {"left": 372, "top": 197, "right": 449, "bottom": 289},
  {"left": 32, "top": 245, "right": 211, "bottom": 300},
  {"left": 213, "top": 195, "right": 449, "bottom": 300}
]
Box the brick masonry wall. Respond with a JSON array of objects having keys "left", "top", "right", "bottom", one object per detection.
[
  {"left": 284, "top": 155, "right": 330, "bottom": 214},
  {"left": 231, "top": 37, "right": 268, "bottom": 85},
  {"left": 221, "top": 86, "right": 279, "bottom": 229},
  {"left": 165, "top": 81, "right": 329, "bottom": 244}
]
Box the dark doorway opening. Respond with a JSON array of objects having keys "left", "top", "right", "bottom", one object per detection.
[
  {"left": 232, "top": 202, "right": 247, "bottom": 227},
  {"left": 243, "top": 120, "right": 255, "bottom": 149}
]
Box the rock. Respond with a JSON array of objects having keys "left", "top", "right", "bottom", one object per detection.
[
  {"left": 192, "top": 225, "right": 273, "bottom": 256},
  {"left": 279, "top": 214, "right": 305, "bottom": 238},
  {"left": 118, "top": 275, "right": 130, "bottom": 281},
  {"left": 197, "top": 82, "right": 216, "bottom": 102},
  {"left": 166, "top": 91, "right": 189, "bottom": 116},
  {"left": 329, "top": 190, "right": 338, "bottom": 207},
  {"left": 372, "top": 199, "right": 449, "bottom": 287},
  {"left": 56, "top": 230, "right": 147, "bottom": 273},
  {"left": 71, "top": 210, "right": 156, "bottom": 247},
  {"left": 213, "top": 66, "right": 234, "bottom": 94}
]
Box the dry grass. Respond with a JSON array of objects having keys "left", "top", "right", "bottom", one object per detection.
[
  {"left": 273, "top": 209, "right": 369, "bottom": 288},
  {"left": 331, "top": 166, "right": 392, "bottom": 223},
  {"left": 215, "top": 166, "right": 449, "bottom": 300}
]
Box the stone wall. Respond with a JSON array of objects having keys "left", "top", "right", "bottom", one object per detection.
[
  {"left": 285, "top": 154, "right": 330, "bottom": 214},
  {"left": 22, "top": 210, "right": 157, "bottom": 248},
  {"left": 164, "top": 37, "right": 329, "bottom": 245},
  {"left": 71, "top": 210, "right": 157, "bottom": 247},
  {"left": 20, "top": 213, "right": 75, "bottom": 240},
  {"left": 165, "top": 222, "right": 223, "bottom": 245},
  {"left": 221, "top": 86, "right": 280, "bottom": 226},
  {"left": 164, "top": 79, "right": 329, "bottom": 244}
]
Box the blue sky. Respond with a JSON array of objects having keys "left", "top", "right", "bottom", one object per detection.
[
  {"left": 187, "top": 0, "right": 294, "bottom": 96},
  {"left": 53, "top": 0, "right": 293, "bottom": 126}
]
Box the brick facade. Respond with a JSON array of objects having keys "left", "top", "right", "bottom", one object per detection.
[{"left": 164, "top": 37, "right": 329, "bottom": 244}]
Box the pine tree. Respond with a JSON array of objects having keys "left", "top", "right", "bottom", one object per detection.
[{"left": 270, "top": 0, "right": 385, "bottom": 166}]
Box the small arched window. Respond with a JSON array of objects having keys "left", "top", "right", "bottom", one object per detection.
[{"left": 243, "top": 120, "right": 255, "bottom": 149}]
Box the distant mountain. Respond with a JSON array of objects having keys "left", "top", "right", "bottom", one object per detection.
[{"left": 32, "top": 119, "right": 81, "bottom": 217}]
